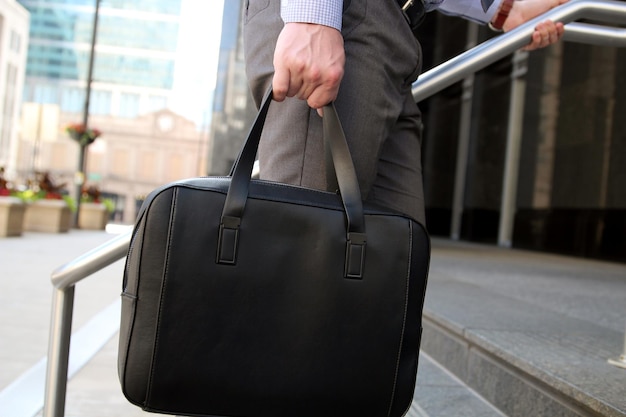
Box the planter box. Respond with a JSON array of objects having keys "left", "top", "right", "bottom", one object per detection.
[
  {"left": 24, "top": 199, "right": 71, "bottom": 233},
  {"left": 0, "top": 197, "right": 26, "bottom": 237},
  {"left": 79, "top": 202, "right": 109, "bottom": 230}
]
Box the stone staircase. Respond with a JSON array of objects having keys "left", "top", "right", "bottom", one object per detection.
[{"left": 418, "top": 239, "right": 626, "bottom": 417}]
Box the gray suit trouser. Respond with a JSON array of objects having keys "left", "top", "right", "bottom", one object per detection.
[{"left": 243, "top": 0, "right": 426, "bottom": 223}]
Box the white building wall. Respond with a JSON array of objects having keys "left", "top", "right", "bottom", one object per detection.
[{"left": 0, "top": 0, "right": 29, "bottom": 180}]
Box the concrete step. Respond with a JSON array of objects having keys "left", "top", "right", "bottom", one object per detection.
[
  {"left": 420, "top": 239, "right": 626, "bottom": 417},
  {"left": 411, "top": 353, "right": 506, "bottom": 417}
]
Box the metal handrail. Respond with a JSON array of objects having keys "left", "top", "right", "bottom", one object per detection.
[
  {"left": 565, "top": 22, "right": 626, "bottom": 47},
  {"left": 43, "top": 1, "right": 626, "bottom": 416},
  {"left": 44, "top": 231, "right": 131, "bottom": 417},
  {"left": 412, "top": 0, "right": 626, "bottom": 102}
]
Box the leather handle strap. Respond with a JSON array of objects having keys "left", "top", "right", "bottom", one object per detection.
[
  {"left": 221, "top": 88, "right": 274, "bottom": 220},
  {"left": 219, "top": 91, "right": 367, "bottom": 277},
  {"left": 321, "top": 101, "right": 365, "bottom": 235}
]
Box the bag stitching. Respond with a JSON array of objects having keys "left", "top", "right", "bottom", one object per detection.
[
  {"left": 145, "top": 187, "right": 178, "bottom": 406},
  {"left": 387, "top": 220, "right": 413, "bottom": 417},
  {"left": 120, "top": 211, "right": 148, "bottom": 406}
]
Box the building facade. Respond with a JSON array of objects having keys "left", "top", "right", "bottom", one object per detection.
[
  {"left": 15, "top": 108, "right": 204, "bottom": 221},
  {"left": 18, "top": 0, "right": 182, "bottom": 119},
  {"left": 0, "top": 0, "right": 29, "bottom": 178},
  {"left": 205, "top": 0, "right": 256, "bottom": 176},
  {"left": 12, "top": 0, "right": 220, "bottom": 222}
]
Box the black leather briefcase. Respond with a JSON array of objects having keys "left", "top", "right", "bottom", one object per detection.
[{"left": 118, "top": 91, "right": 430, "bottom": 417}]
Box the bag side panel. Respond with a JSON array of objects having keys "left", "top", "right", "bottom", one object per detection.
[
  {"left": 117, "top": 215, "right": 145, "bottom": 394},
  {"left": 119, "top": 187, "right": 178, "bottom": 406},
  {"left": 389, "top": 220, "right": 431, "bottom": 417}
]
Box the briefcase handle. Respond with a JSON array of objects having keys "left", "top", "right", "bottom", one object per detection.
[{"left": 219, "top": 90, "right": 367, "bottom": 278}]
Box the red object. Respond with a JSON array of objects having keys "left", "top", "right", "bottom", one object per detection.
[{"left": 490, "top": 0, "right": 514, "bottom": 31}]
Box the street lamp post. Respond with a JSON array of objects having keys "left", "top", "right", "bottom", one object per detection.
[{"left": 74, "top": 0, "right": 101, "bottom": 228}]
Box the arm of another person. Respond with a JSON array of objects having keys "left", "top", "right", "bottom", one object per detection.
[
  {"left": 439, "top": 0, "right": 569, "bottom": 50},
  {"left": 273, "top": 0, "right": 569, "bottom": 110},
  {"left": 505, "top": 0, "right": 570, "bottom": 50}
]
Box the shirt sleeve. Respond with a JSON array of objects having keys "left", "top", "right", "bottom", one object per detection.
[
  {"left": 279, "top": 0, "right": 501, "bottom": 30},
  {"left": 434, "top": 0, "right": 502, "bottom": 24},
  {"left": 280, "top": 0, "right": 344, "bottom": 31}
]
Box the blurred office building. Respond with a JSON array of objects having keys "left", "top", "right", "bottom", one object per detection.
[
  {"left": 0, "top": 0, "right": 29, "bottom": 177},
  {"left": 19, "top": 0, "right": 183, "bottom": 119},
  {"left": 14, "top": 0, "right": 217, "bottom": 221},
  {"left": 205, "top": 0, "right": 256, "bottom": 176}
]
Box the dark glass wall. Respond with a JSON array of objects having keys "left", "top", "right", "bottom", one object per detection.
[
  {"left": 417, "top": 12, "right": 626, "bottom": 263},
  {"left": 515, "top": 44, "right": 626, "bottom": 261}
]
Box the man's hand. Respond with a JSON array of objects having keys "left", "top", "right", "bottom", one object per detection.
[
  {"left": 504, "top": 0, "right": 569, "bottom": 51},
  {"left": 273, "top": 23, "right": 345, "bottom": 110}
]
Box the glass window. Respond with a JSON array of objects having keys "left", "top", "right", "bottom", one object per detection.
[
  {"left": 112, "top": 148, "right": 130, "bottom": 177},
  {"left": 33, "top": 84, "right": 59, "bottom": 103},
  {"left": 139, "top": 151, "right": 156, "bottom": 180},
  {"left": 148, "top": 95, "right": 167, "bottom": 112},
  {"left": 94, "top": 53, "right": 175, "bottom": 89},
  {"left": 10, "top": 31, "right": 21, "bottom": 53},
  {"left": 167, "top": 154, "right": 184, "bottom": 181},
  {"left": 89, "top": 90, "right": 112, "bottom": 115},
  {"left": 21, "top": 1, "right": 179, "bottom": 88},
  {"left": 60, "top": 87, "right": 85, "bottom": 113},
  {"left": 119, "top": 93, "right": 140, "bottom": 118}
]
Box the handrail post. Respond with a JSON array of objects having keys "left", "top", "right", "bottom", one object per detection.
[
  {"left": 498, "top": 50, "right": 528, "bottom": 248},
  {"left": 42, "top": 229, "right": 132, "bottom": 417},
  {"left": 608, "top": 323, "right": 626, "bottom": 369},
  {"left": 450, "top": 22, "right": 479, "bottom": 241},
  {"left": 43, "top": 287, "right": 75, "bottom": 417}
]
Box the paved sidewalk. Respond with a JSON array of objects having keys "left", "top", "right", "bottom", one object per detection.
[
  {"left": 0, "top": 228, "right": 130, "bottom": 416},
  {"left": 0, "top": 229, "right": 126, "bottom": 391},
  {"left": 422, "top": 239, "right": 626, "bottom": 417}
]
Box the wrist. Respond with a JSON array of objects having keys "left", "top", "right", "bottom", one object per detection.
[{"left": 489, "top": 0, "right": 514, "bottom": 32}]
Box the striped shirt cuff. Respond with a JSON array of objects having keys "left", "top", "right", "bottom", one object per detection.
[{"left": 281, "top": 0, "right": 344, "bottom": 31}]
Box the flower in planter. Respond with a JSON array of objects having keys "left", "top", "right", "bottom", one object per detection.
[
  {"left": 81, "top": 184, "right": 114, "bottom": 213},
  {"left": 65, "top": 123, "right": 102, "bottom": 147},
  {"left": 37, "top": 172, "right": 67, "bottom": 196},
  {"left": 22, "top": 172, "right": 77, "bottom": 211},
  {"left": 0, "top": 167, "right": 9, "bottom": 196},
  {"left": 81, "top": 184, "right": 101, "bottom": 203},
  {"left": 0, "top": 167, "right": 23, "bottom": 199}
]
